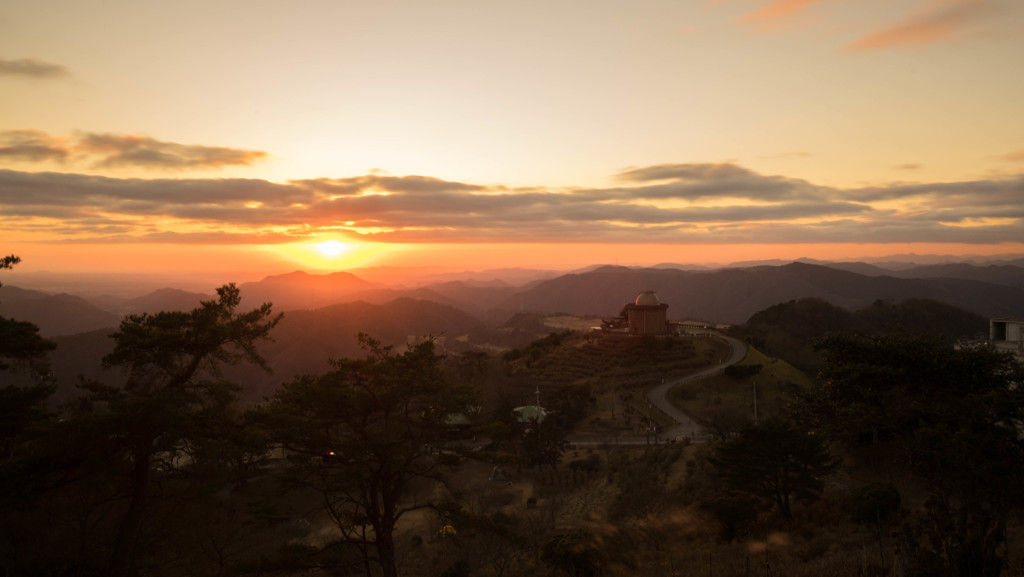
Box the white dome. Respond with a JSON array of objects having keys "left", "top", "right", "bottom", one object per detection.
[{"left": 635, "top": 291, "right": 660, "bottom": 306}]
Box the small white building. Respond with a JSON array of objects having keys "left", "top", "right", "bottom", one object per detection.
[{"left": 990, "top": 318, "right": 1024, "bottom": 360}]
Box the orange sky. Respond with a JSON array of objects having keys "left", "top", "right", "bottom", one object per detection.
[
  {"left": 2, "top": 0, "right": 1023, "bottom": 280},
  {"left": 8, "top": 240, "right": 1024, "bottom": 288}
]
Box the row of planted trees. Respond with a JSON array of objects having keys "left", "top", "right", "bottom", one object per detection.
[{"left": 0, "top": 277, "right": 485, "bottom": 577}]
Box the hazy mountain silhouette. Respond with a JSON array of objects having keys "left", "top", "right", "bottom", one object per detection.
[
  {"left": 7, "top": 259, "right": 1024, "bottom": 345},
  {"left": 210, "top": 296, "right": 491, "bottom": 402},
  {"left": 885, "top": 263, "right": 1024, "bottom": 289},
  {"left": 237, "top": 270, "right": 379, "bottom": 311},
  {"left": 0, "top": 286, "right": 120, "bottom": 337},
  {"left": 497, "top": 262, "right": 1024, "bottom": 324},
  {"left": 26, "top": 259, "right": 1024, "bottom": 403},
  {"left": 118, "top": 288, "right": 212, "bottom": 315},
  {"left": 41, "top": 297, "right": 487, "bottom": 403}
]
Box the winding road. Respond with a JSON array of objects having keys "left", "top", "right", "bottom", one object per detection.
[
  {"left": 646, "top": 333, "right": 748, "bottom": 442},
  {"left": 566, "top": 333, "right": 748, "bottom": 446}
]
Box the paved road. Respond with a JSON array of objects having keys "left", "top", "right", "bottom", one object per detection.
[
  {"left": 646, "top": 334, "right": 747, "bottom": 442},
  {"left": 566, "top": 333, "right": 748, "bottom": 447}
]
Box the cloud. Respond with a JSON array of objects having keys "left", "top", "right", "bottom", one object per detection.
[
  {"left": 739, "top": 0, "right": 829, "bottom": 27},
  {"left": 78, "top": 133, "right": 268, "bottom": 170},
  {"left": 846, "top": 0, "right": 997, "bottom": 50},
  {"left": 0, "top": 130, "right": 70, "bottom": 162},
  {"left": 999, "top": 149, "right": 1024, "bottom": 163},
  {"left": 0, "top": 163, "right": 1020, "bottom": 246},
  {"left": 613, "top": 162, "right": 826, "bottom": 201},
  {"left": 293, "top": 175, "right": 486, "bottom": 196},
  {"left": 0, "top": 130, "right": 268, "bottom": 171},
  {"left": 0, "top": 57, "right": 69, "bottom": 78}
]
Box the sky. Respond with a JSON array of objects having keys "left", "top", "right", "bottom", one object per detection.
[{"left": 2, "top": 0, "right": 1024, "bottom": 283}]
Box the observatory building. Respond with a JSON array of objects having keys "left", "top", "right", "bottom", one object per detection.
[{"left": 601, "top": 291, "right": 670, "bottom": 336}]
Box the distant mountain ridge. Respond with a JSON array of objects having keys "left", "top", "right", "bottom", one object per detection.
[
  {"left": 5, "top": 260, "right": 1024, "bottom": 337},
  {"left": 498, "top": 262, "right": 1024, "bottom": 324},
  {"left": 42, "top": 297, "right": 490, "bottom": 403},
  {"left": 237, "top": 270, "right": 379, "bottom": 311},
  {"left": 0, "top": 285, "right": 120, "bottom": 337},
  {"left": 11, "top": 259, "right": 1024, "bottom": 405}
]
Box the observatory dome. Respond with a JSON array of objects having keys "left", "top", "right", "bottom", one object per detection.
[{"left": 635, "top": 291, "right": 660, "bottom": 306}]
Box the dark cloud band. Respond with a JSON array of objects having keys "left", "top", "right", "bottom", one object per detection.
[
  {"left": 0, "top": 58, "right": 69, "bottom": 78},
  {"left": 0, "top": 130, "right": 268, "bottom": 171},
  {"left": 1, "top": 161, "right": 1020, "bottom": 245}
]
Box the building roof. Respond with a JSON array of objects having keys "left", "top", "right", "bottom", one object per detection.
[{"left": 513, "top": 405, "right": 548, "bottom": 423}]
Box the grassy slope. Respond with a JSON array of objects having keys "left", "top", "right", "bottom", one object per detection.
[{"left": 668, "top": 345, "right": 813, "bottom": 427}]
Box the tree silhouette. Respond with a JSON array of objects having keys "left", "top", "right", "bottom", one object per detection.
[
  {"left": 260, "top": 333, "right": 474, "bottom": 577},
  {"left": 0, "top": 255, "right": 60, "bottom": 574},
  {"left": 0, "top": 254, "right": 57, "bottom": 461},
  {"left": 805, "top": 333, "right": 1024, "bottom": 577},
  {"left": 709, "top": 419, "right": 836, "bottom": 520},
  {"left": 82, "top": 283, "right": 280, "bottom": 577}
]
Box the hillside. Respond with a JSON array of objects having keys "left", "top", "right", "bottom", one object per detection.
[
  {"left": 738, "top": 297, "right": 989, "bottom": 372},
  {"left": 15, "top": 283, "right": 1024, "bottom": 577}
]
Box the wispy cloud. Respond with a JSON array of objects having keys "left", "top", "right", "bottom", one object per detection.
[
  {"left": 1, "top": 163, "right": 1020, "bottom": 246},
  {"left": 0, "top": 57, "right": 69, "bottom": 79},
  {"left": 78, "top": 133, "right": 268, "bottom": 170},
  {"left": 846, "top": 0, "right": 997, "bottom": 50},
  {"left": 0, "top": 130, "right": 70, "bottom": 162},
  {"left": 999, "top": 149, "right": 1024, "bottom": 163},
  {"left": 0, "top": 130, "right": 268, "bottom": 171},
  {"left": 739, "top": 0, "right": 830, "bottom": 28}
]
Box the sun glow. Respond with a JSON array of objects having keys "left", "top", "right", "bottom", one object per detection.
[
  {"left": 314, "top": 239, "right": 351, "bottom": 258},
  {"left": 267, "top": 239, "right": 392, "bottom": 271}
]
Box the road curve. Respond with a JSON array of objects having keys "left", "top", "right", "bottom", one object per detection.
[
  {"left": 566, "top": 333, "right": 748, "bottom": 447},
  {"left": 645, "top": 333, "right": 748, "bottom": 442}
]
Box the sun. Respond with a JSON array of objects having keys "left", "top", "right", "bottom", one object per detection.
[
  {"left": 314, "top": 239, "right": 351, "bottom": 258},
  {"left": 267, "top": 239, "right": 393, "bottom": 271}
]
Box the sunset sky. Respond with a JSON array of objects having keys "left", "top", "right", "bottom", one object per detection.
[{"left": 2, "top": 0, "right": 1024, "bottom": 282}]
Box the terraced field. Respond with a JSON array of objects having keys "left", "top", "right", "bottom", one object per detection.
[{"left": 509, "top": 332, "right": 716, "bottom": 388}]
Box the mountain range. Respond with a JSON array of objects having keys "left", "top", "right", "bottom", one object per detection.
[
  {"left": 4, "top": 260, "right": 1023, "bottom": 340},
  {"left": 6, "top": 259, "right": 1023, "bottom": 404}
]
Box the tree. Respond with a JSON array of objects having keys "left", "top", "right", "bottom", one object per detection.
[
  {"left": 0, "top": 255, "right": 61, "bottom": 575},
  {"left": 541, "top": 531, "right": 603, "bottom": 577},
  {"left": 0, "top": 254, "right": 57, "bottom": 460},
  {"left": 0, "top": 255, "right": 56, "bottom": 375},
  {"left": 709, "top": 419, "right": 836, "bottom": 520},
  {"left": 520, "top": 415, "right": 566, "bottom": 470},
  {"left": 260, "top": 333, "right": 475, "bottom": 577},
  {"left": 82, "top": 283, "right": 281, "bottom": 577},
  {"left": 803, "top": 333, "right": 1024, "bottom": 577},
  {"left": 849, "top": 483, "right": 901, "bottom": 571}
]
